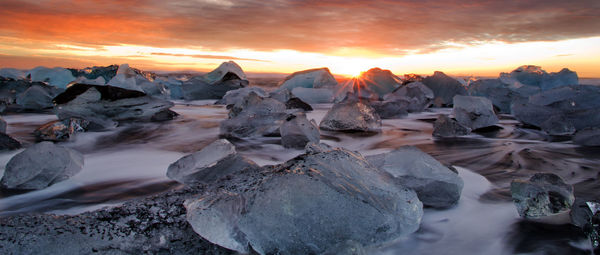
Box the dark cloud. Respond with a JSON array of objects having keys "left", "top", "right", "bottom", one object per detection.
[{"left": 0, "top": 0, "right": 598, "bottom": 54}]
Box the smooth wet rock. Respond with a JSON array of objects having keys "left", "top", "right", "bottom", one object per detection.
[
  {"left": 34, "top": 118, "right": 90, "bottom": 142},
  {"left": 167, "top": 139, "right": 258, "bottom": 185},
  {"left": 384, "top": 81, "right": 434, "bottom": 112},
  {"left": 510, "top": 173, "right": 575, "bottom": 218},
  {"left": 279, "top": 67, "right": 338, "bottom": 90},
  {"left": 291, "top": 87, "right": 334, "bottom": 104},
  {"left": 54, "top": 84, "right": 175, "bottom": 129},
  {"left": 422, "top": 71, "right": 467, "bottom": 107},
  {"left": 185, "top": 145, "right": 423, "bottom": 254},
  {"left": 432, "top": 114, "right": 471, "bottom": 137},
  {"left": 453, "top": 95, "right": 499, "bottom": 130},
  {"left": 573, "top": 128, "right": 600, "bottom": 146},
  {"left": 468, "top": 79, "right": 516, "bottom": 113},
  {"left": 319, "top": 94, "right": 381, "bottom": 133},
  {"left": 27, "top": 66, "right": 75, "bottom": 89},
  {"left": 220, "top": 92, "right": 287, "bottom": 138},
  {"left": 15, "top": 85, "right": 55, "bottom": 110},
  {"left": 182, "top": 61, "right": 249, "bottom": 100},
  {"left": 279, "top": 113, "right": 320, "bottom": 149},
  {"left": 215, "top": 87, "right": 267, "bottom": 105},
  {"left": 369, "top": 100, "right": 409, "bottom": 119},
  {"left": 0, "top": 141, "right": 84, "bottom": 190},
  {"left": 367, "top": 146, "right": 464, "bottom": 208},
  {"left": 0, "top": 133, "right": 21, "bottom": 151}
]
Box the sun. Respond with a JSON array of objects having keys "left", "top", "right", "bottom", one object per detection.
[{"left": 332, "top": 64, "right": 367, "bottom": 78}]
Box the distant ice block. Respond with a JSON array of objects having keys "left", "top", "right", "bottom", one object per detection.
[
  {"left": 279, "top": 67, "right": 338, "bottom": 90},
  {"left": 453, "top": 95, "right": 498, "bottom": 130},
  {"left": 422, "top": 71, "right": 467, "bottom": 107},
  {"left": 27, "top": 66, "right": 76, "bottom": 89}
]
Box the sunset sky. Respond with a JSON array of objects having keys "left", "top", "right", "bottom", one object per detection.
[{"left": 0, "top": 0, "right": 599, "bottom": 77}]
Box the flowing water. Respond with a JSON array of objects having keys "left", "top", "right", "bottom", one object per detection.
[{"left": 1, "top": 99, "right": 599, "bottom": 254}]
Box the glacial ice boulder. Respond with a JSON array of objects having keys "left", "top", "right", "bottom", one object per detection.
[
  {"left": 279, "top": 112, "right": 320, "bottom": 149},
  {"left": 468, "top": 79, "right": 516, "bottom": 113},
  {"left": 54, "top": 84, "right": 176, "bottom": 129},
  {"left": 369, "top": 100, "right": 409, "bottom": 119},
  {"left": 185, "top": 145, "right": 423, "bottom": 254},
  {"left": 319, "top": 94, "right": 381, "bottom": 133},
  {"left": 0, "top": 116, "right": 6, "bottom": 133},
  {"left": 353, "top": 68, "right": 402, "bottom": 98},
  {"left": 215, "top": 87, "right": 267, "bottom": 105},
  {"left": 279, "top": 67, "right": 338, "bottom": 90},
  {"left": 367, "top": 146, "right": 464, "bottom": 208},
  {"left": 15, "top": 85, "right": 55, "bottom": 110},
  {"left": 422, "top": 71, "right": 467, "bottom": 107},
  {"left": 541, "top": 68, "right": 578, "bottom": 91},
  {"left": 202, "top": 61, "right": 247, "bottom": 84},
  {"left": 432, "top": 114, "right": 471, "bottom": 137},
  {"left": 220, "top": 92, "right": 288, "bottom": 138},
  {"left": 167, "top": 139, "right": 258, "bottom": 185},
  {"left": 72, "top": 76, "right": 106, "bottom": 86},
  {"left": 27, "top": 66, "right": 76, "bottom": 89},
  {"left": 269, "top": 88, "right": 293, "bottom": 103},
  {"left": 384, "top": 81, "right": 434, "bottom": 112},
  {"left": 501, "top": 65, "right": 578, "bottom": 91},
  {"left": 512, "top": 85, "right": 600, "bottom": 134},
  {"left": 69, "top": 65, "right": 119, "bottom": 82},
  {"left": 511, "top": 173, "right": 574, "bottom": 218},
  {"left": 107, "top": 64, "right": 144, "bottom": 92},
  {"left": 0, "top": 141, "right": 84, "bottom": 190},
  {"left": 291, "top": 87, "right": 334, "bottom": 104},
  {"left": 0, "top": 68, "right": 26, "bottom": 80},
  {"left": 573, "top": 128, "right": 600, "bottom": 147},
  {"left": 181, "top": 61, "right": 249, "bottom": 100},
  {"left": 284, "top": 97, "right": 313, "bottom": 111},
  {"left": 34, "top": 118, "right": 90, "bottom": 142},
  {"left": 453, "top": 95, "right": 499, "bottom": 130},
  {"left": 0, "top": 133, "right": 21, "bottom": 151},
  {"left": 504, "top": 65, "right": 546, "bottom": 87}
]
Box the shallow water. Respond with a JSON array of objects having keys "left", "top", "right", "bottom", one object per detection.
[{"left": 1, "top": 101, "right": 599, "bottom": 254}]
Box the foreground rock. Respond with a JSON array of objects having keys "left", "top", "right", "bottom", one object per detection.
[
  {"left": 54, "top": 84, "right": 176, "bottom": 129},
  {"left": 432, "top": 114, "right": 471, "bottom": 137},
  {"left": 367, "top": 146, "right": 464, "bottom": 208},
  {"left": 422, "top": 71, "right": 467, "bottom": 107},
  {"left": 182, "top": 61, "right": 249, "bottom": 100},
  {"left": 279, "top": 67, "right": 338, "bottom": 90},
  {"left": 319, "top": 94, "right": 381, "bottom": 133},
  {"left": 220, "top": 92, "right": 287, "bottom": 138},
  {"left": 0, "top": 142, "right": 84, "bottom": 190},
  {"left": 453, "top": 95, "right": 499, "bottom": 130},
  {"left": 279, "top": 112, "right": 320, "bottom": 148},
  {"left": 167, "top": 139, "right": 258, "bottom": 185},
  {"left": 512, "top": 85, "right": 600, "bottom": 134},
  {"left": 510, "top": 173, "right": 574, "bottom": 218},
  {"left": 33, "top": 118, "right": 90, "bottom": 142},
  {"left": 185, "top": 144, "right": 423, "bottom": 254}
]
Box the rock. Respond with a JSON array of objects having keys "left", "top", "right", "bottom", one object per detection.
[
  {"left": 291, "top": 87, "right": 334, "bottom": 104},
  {"left": 432, "top": 114, "right": 471, "bottom": 137},
  {"left": 279, "top": 67, "right": 338, "bottom": 90},
  {"left": 367, "top": 146, "right": 464, "bottom": 208},
  {"left": 34, "top": 118, "right": 90, "bottom": 142},
  {"left": 468, "top": 79, "right": 516, "bottom": 113},
  {"left": 319, "top": 94, "right": 381, "bottom": 133},
  {"left": 353, "top": 68, "right": 402, "bottom": 98},
  {"left": 167, "top": 139, "right": 258, "bottom": 185},
  {"left": 220, "top": 92, "right": 288, "bottom": 138},
  {"left": 573, "top": 128, "right": 600, "bottom": 146},
  {"left": 0, "top": 68, "right": 26, "bottom": 80},
  {"left": 215, "top": 87, "right": 267, "bottom": 105},
  {"left": 0, "top": 116, "right": 6, "bottom": 133},
  {"left": 571, "top": 200, "right": 600, "bottom": 250},
  {"left": 510, "top": 173, "right": 575, "bottom": 218},
  {"left": 54, "top": 84, "right": 175, "bottom": 129},
  {"left": 453, "top": 95, "right": 499, "bottom": 130},
  {"left": 384, "top": 81, "right": 434, "bottom": 112},
  {"left": 185, "top": 145, "right": 423, "bottom": 254},
  {"left": 27, "top": 66, "right": 75, "bottom": 89},
  {"left": 0, "top": 141, "right": 84, "bottom": 190},
  {"left": 422, "top": 71, "right": 467, "bottom": 107},
  {"left": 369, "top": 100, "right": 409, "bottom": 119},
  {"left": 182, "top": 62, "right": 249, "bottom": 100},
  {"left": 15, "top": 85, "right": 55, "bottom": 110},
  {"left": 279, "top": 113, "right": 320, "bottom": 149},
  {"left": 0, "top": 133, "right": 21, "bottom": 151},
  {"left": 285, "top": 97, "right": 313, "bottom": 111},
  {"left": 541, "top": 68, "right": 578, "bottom": 91},
  {"left": 512, "top": 85, "right": 600, "bottom": 133}
]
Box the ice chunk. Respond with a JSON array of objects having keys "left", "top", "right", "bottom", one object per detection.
[
  {"left": 453, "top": 95, "right": 499, "bottom": 130},
  {"left": 33, "top": 118, "right": 90, "bottom": 142},
  {"left": 27, "top": 66, "right": 75, "bottom": 89},
  {"left": 215, "top": 87, "right": 267, "bottom": 105},
  {"left": 353, "top": 68, "right": 402, "bottom": 98},
  {"left": 507, "top": 65, "right": 546, "bottom": 87},
  {"left": 541, "top": 68, "right": 578, "bottom": 90},
  {"left": 220, "top": 92, "right": 288, "bottom": 138},
  {"left": 468, "top": 79, "right": 516, "bottom": 113},
  {"left": 319, "top": 94, "right": 381, "bottom": 133},
  {"left": 72, "top": 76, "right": 106, "bottom": 85},
  {"left": 367, "top": 146, "right": 464, "bottom": 208},
  {"left": 291, "top": 87, "right": 334, "bottom": 104},
  {"left": 0, "top": 142, "right": 84, "bottom": 190},
  {"left": 0, "top": 133, "right": 21, "bottom": 151},
  {"left": 167, "top": 139, "right": 258, "bottom": 185},
  {"left": 279, "top": 112, "right": 320, "bottom": 149},
  {"left": 432, "top": 114, "right": 471, "bottom": 137},
  {"left": 185, "top": 146, "right": 423, "bottom": 254},
  {"left": 279, "top": 67, "right": 338, "bottom": 90},
  {"left": 369, "top": 100, "right": 409, "bottom": 119},
  {"left": 384, "top": 81, "right": 434, "bottom": 112},
  {"left": 573, "top": 128, "right": 600, "bottom": 146},
  {"left": 15, "top": 85, "right": 55, "bottom": 110},
  {"left": 201, "top": 61, "right": 247, "bottom": 84},
  {"left": 0, "top": 68, "right": 26, "bottom": 80},
  {"left": 0, "top": 116, "right": 6, "bottom": 133},
  {"left": 107, "top": 64, "right": 144, "bottom": 92},
  {"left": 511, "top": 173, "right": 574, "bottom": 218},
  {"left": 422, "top": 71, "right": 467, "bottom": 107}
]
